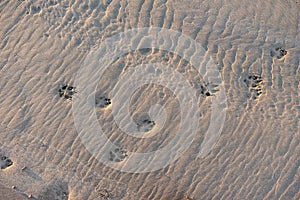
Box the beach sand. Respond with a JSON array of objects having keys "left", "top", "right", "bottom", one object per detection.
[
  {"left": 0, "top": 0, "right": 299, "bottom": 199},
  {"left": 0, "top": 183, "right": 26, "bottom": 200}
]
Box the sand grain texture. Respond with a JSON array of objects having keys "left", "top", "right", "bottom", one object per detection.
[{"left": 0, "top": 0, "right": 299, "bottom": 199}]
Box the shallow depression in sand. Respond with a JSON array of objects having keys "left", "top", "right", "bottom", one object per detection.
[{"left": 0, "top": 0, "right": 299, "bottom": 199}]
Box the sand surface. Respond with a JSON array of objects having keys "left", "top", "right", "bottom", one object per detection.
[
  {"left": 0, "top": 0, "right": 299, "bottom": 199},
  {"left": 0, "top": 183, "right": 26, "bottom": 200}
]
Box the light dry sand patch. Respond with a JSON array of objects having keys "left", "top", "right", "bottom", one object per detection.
[{"left": 0, "top": 0, "right": 299, "bottom": 199}]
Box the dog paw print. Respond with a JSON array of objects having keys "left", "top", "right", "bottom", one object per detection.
[
  {"left": 137, "top": 119, "right": 155, "bottom": 132},
  {"left": 24, "top": 2, "right": 42, "bottom": 15},
  {"left": 96, "top": 96, "right": 111, "bottom": 108},
  {"left": 184, "top": 195, "right": 194, "bottom": 200},
  {"left": 58, "top": 84, "right": 77, "bottom": 100},
  {"left": 206, "top": 82, "right": 220, "bottom": 95},
  {"left": 97, "top": 188, "right": 110, "bottom": 198},
  {"left": 0, "top": 154, "right": 13, "bottom": 169},
  {"left": 244, "top": 74, "right": 263, "bottom": 99},
  {"left": 200, "top": 82, "right": 219, "bottom": 97},
  {"left": 109, "top": 147, "right": 128, "bottom": 162},
  {"left": 271, "top": 47, "right": 287, "bottom": 59}
]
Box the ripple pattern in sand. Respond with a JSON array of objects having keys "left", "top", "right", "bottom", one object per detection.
[{"left": 0, "top": 0, "right": 299, "bottom": 199}]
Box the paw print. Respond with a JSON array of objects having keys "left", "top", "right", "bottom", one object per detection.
[
  {"left": 97, "top": 188, "right": 110, "bottom": 198},
  {"left": 58, "top": 84, "right": 77, "bottom": 100},
  {"left": 271, "top": 47, "right": 287, "bottom": 59},
  {"left": 244, "top": 74, "right": 263, "bottom": 99},
  {"left": 137, "top": 119, "right": 155, "bottom": 132},
  {"left": 96, "top": 96, "right": 111, "bottom": 108},
  {"left": 109, "top": 147, "right": 128, "bottom": 162},
  {"left": 200, "top": 82, "right": 219, "bottom": 97},
  {"left": 24, "top": 2, "right": 42, "bottom": 15},
  {"left": 0, "top": 154, "right": 13, "bottom": 169},
  {"left": 206, "top": 82, "right": 219, "bottom": 95},
  {"left": 184, "top": 195, "right": 194, "bottom": 200}
]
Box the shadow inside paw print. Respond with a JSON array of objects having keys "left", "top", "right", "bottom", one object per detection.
[
  {"left": 96, "top": 188, "right": 110, "bottom": 198},
  {"left": 0, "top": 154, "right": 13, "bottom": 169},
  {"left": 200, "top": 82, "right": 219, "bottom": 97},
  {"left": 244, "top": 74, "right": 263, "bottom": 99},
  {"left": 96, "top": 96, "right": 111, "bottom": 108},
  {"left": 137, "top": 119, "right": 155, "bottom": 132},
  {"left": 109, "top": 147, "right": 128, "bottom": 162},
  {"left": 184, "top": 195, "right": 194, "bottom": 200},
  {"left": 58, "top": 84, "right": 77, "bottom": 100},
  {"left": 271, "top": 47, "right": 287, "bottom": 59},
  {"left": 24, "top": 2, "right": 42, "bottom": 15}
]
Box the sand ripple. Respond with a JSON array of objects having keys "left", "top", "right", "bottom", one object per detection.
[{"left": 0, "top": 0, "right": 299, "bottom": 199}]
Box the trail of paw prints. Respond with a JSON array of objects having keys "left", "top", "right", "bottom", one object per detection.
[
  {"left": 0, "top": 153, "right": 13, "bottom": 170},
  {"left": 270, "top": 47, "right": 287, "bottom": 59},
  {"left": 96, "top": 96, "right": 111, "bottom": 108},
  {"left": 244, "top": 74, "right": 263, "bottom": 99},
  {"left": 109, "top": 147, "right": 128, "bottom": 163},
  {"left": 58, "top": 83, "right": 77, "bottom": 100}
]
